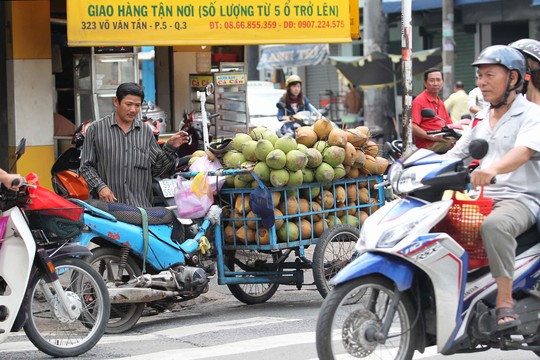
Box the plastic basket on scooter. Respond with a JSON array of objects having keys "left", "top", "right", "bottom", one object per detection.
[{"left": 434, "top": 188, "right": 493, "bottom": 270}]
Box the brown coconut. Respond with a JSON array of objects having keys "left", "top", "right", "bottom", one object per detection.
[
  {"left": 300, "top": 219, "right": 312, "bottom": 239},
  {"left": 224, "top": 225, "right": 235, "bottom": 244},
  {"left": 335, "top": 186, "right": 346, "bottom": 205},
  {"left": 279, "top": 196, "right": 299, "bottom": 215},
  {"left": 363, "top": 141, "right": 380, "bottom": 158},
  {"left": 313, "top": 118, "right": 334, "bottom": 140},
  {"left": 355, "top": 126, "right": 372, "bottom": 139},
  {"left": 354, "top": 149, "right": 366, "bottom": 168},
  {"left": 327, "top": 128, "right": 349, "bottom": 148},
  {"left": 311, "top": 202, "right": 323, "bottom": 221},
  {"left": 258, "top": 228, "right": 270, "bottom": 245},
  {"left": 363, "top": 155, "right": 378, "bottom": 175},
  {"left": 347, "top": 183, "right": 359, "bottom": 202},
  {"left": 347, "top": 167, "right": 361, "bottom": 179},
  {"left": 369, "top": 198, "right": 381, "bottom": 212},
  {"left": 274, "top": 209, "right": 284, "bottom": 229},
  {"left": 295, "top": 126, "right": 318, "bottom": 147},
  {"left": 359, "top": 187, "right": 370, "bottom": 204},
  {"left": 246, "top": 211, "right": 259, "bottom": 230},
  {"left": 359, "top": 210, "right": 370, "bottom": 225},
  {"left": 373, "top": 156, "right": 389, "bottom": 175},
  {"left": 346, "top": 128, "right": 369, "bottom": 148},
  {"left": 343, "top": 142, "right": 358, "bottom": 166},
  {"left": 236, "top": 227, "right": 256, "bottom": 243},
  {"left": 234, "top": 195, "right": 251, "bottom": 214},
  {"left": 317, "top": 190, "right": 335, "bottom": 209},
  {"left": 314, "top": 219, "right": 329, "bottom": 237}
]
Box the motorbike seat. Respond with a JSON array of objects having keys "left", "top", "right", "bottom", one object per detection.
[{"left": 87, "top": 200, "right": 174, "bottom": 226}]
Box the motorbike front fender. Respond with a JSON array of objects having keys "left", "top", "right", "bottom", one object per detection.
[
  {"left": 331, "top": 252, "right": 415, "bottom": 292},
  {"left": 47, "top": 243, "right": 93, "bottom": 261}
]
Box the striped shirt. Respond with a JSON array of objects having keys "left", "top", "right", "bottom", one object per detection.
[{"left": 79, "top": 113, "right": 176, "bottom": 208}]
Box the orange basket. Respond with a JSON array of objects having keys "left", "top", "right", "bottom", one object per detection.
[{"left": 434, "top": 188, "right": 493, "bottom": 269}]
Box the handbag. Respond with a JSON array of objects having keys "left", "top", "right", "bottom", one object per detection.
[
  {"left": 434, "top": 188, "right": 493, "bottom": 269},
  {"left": 174, "top": 172, "right": 214, "bottom": 219}
]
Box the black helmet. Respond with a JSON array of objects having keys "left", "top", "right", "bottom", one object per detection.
[
  {"left": 472, "top": 45, "right": 527, "bottom": 81},
  {"left": 509, "top": 38, "right": 540, "bottom": 64}
]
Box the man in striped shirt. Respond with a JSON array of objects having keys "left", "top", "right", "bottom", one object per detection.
[{"left": 80, "top": 82, "right": 189, "bottom": 208}]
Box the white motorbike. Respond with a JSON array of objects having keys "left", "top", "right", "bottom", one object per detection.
[
  {"left": 0, "top": 139, "right": 110, "bottom": 357},
  {"left": 316, "top": 139, "right": 540, "bottom": 359}
]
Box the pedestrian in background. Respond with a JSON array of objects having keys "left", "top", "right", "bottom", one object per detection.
[
  {"left": 412, "top": 68, "right": 453, "bottom": 153},
  {"left": 468, "top": 83, "right": 489, "bottom": 115},
  {"left": 444, "top": 80, "right": 470, "bottom": 122}
]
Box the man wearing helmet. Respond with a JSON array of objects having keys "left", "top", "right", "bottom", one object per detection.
[
  {"left": 447, "top": 45, "right": 540, "bottom": 331},
  {"left": 509, "top": 38, "right": 540, "bottom": 104},
  {"left": 277, "top": 75, "right": 312, "bottom": 121}
]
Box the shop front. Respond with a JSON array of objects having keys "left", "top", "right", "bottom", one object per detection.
[{"left": 1, "top": 0, "right": 356, "bottom": 189}]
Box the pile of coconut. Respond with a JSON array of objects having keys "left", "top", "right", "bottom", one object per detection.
[{"left": 216, "top": 119, "right": 387, "bottom": 245}]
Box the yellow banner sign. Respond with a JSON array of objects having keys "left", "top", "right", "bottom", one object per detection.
[{"left": 67, "top": 0, "right": 351, "bottom": 46}]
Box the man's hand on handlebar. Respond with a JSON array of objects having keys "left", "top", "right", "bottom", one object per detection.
[{"left": 471, "top": 168, "right": 497, "bottom": 188}]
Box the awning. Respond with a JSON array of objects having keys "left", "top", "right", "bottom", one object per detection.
[
  {"left": 383, "top": 0, "right": 500, "bottom": 13},
  {"left": 256, "top": 44, "right": 329, "bottom": 71},
  {"left": 329, "top": 48, "right": 442, "bottom": 89}
]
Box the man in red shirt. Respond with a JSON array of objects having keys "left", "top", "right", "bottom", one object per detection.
[{"left": 412, "top": 68, "right": 453, "bottom": 153}]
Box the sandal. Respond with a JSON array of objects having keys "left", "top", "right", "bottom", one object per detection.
[{"left": 495, "top": 306, "right": 521, "bottom": 331}]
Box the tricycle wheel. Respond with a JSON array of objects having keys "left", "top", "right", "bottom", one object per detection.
[
  {"left": 225, "top": 250, "right": 281, "bottom": 304},
  {"left": 313, "top": 224, "right": 360, "bottom": 298}
]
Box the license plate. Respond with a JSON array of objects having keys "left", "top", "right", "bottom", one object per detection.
[{"left": 158, "top": 178, "right": 177, "bottom": 199}]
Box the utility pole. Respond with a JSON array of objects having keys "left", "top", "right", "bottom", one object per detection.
[
  {"left": 442, "top": 0, "right": 455, "bottom": 99},
  {"left": 401, "top": 0, "right": 414, "bottom": 155},
  {"left": 363, "top": 0, "right": 391, "bottom": 144}
]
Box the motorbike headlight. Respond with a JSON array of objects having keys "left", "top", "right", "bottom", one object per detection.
[
  {"left": 392, "top": 164, "right": 436, "bottom": 194},
  {"left": 376, "top": 201, "right": 451, "bottom": 248},
  {"left": 355, "top": 226, "right": 368, "bottom": 254}
]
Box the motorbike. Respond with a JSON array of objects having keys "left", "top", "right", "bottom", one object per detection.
[
  {"left": 0, "top": 139, "right": 110, "bottom": 357},
  {"left": 70, "top": 196, "right": 220, "bottom": 334},
  {"left": 316, "top": 139, "right": 540, "bottom": 360},
  {"left": 422, "top": 107, "right": 471, "bottom": 141},
  {"left": 276, "top": 102, "right": 334, "bottom": 137}
]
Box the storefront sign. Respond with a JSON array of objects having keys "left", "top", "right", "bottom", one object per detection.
[
  {"left": 67, "top": 0, "right": 351, "bottom": 46},
  {"left": 189, "top": 74, "right": 214, "bottom": 88},
  {"left": 214, "top": 73, "right": 247, "bottom": 86}
]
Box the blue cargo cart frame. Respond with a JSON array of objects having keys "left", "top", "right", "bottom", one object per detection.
[{"left": 180, "top": 168, "right": 384, "bottom": 303}]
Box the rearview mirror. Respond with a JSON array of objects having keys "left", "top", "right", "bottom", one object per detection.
[
  {"left": 469, "top": 139, "right": 489, "bottom": 160},
  {"left": 421, "top": 108, "right": 436, "bottom": 118}
]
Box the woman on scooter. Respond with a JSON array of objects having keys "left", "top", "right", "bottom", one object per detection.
[
  {"left": 446, "top": 45, "right": 540, "bottom": 331},
  {"left": 0, "top": 168, "right": 22, "bottom": 190},
  {"left": 277, "top": 75, "right": 312, "bottom": 121}
]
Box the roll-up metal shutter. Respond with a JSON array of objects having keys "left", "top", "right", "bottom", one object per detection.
[{"left": 305, "top": 44, "right": 341, "bottom": 121}]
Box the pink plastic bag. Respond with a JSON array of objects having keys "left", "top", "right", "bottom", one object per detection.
[
  {"left": 0, "top": 215, "right": 9, "bottom": 242},
  {"left": 174, "top": 173, "right": 214, "bottom": 219},
  {"left": 189, "top": 155, "right": 226, "bottom": 193}
]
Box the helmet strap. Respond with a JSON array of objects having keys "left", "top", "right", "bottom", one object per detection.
[{"left": 490, "top": 70, "right": 522, "bottom": 109}]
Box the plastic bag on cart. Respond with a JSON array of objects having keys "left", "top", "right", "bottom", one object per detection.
[
  {"left": 189, "top": 155, "right": 226, "bottom": 194},
  {"left": 174, "top": 172, "right": 214, "bottom": 219}
]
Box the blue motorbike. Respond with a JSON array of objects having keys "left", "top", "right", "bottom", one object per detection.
[
  {"left": 316, "top": 139, "right": 540, "bottom": 359},
  {"left": 70, "top": 195, "right": 221, "bottom": 334}
]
